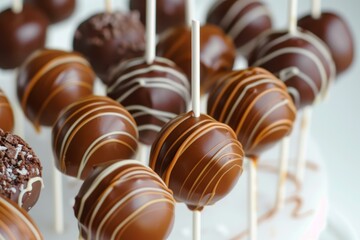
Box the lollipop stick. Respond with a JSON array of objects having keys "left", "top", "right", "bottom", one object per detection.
[
  {"left": 185, "top": 0, "right": 192, "bottom": 28},
  {"left": 137, "top": 143, "right": 150, "bottom": 165},
  {"left": 11, "top": 81, "right": 25, "bottom": 137},
  {"left": 288, "top": 0, "right": 298, "bottom": 34},
  {"left": 53, "top": 166, "right": 64, "bottom": 233},
  {"left": 191, "top": 20, "right": 200, "bottom": 117},
  {"left": 275, "top": 137, "right": 290, "bottom": 210},
  {"left": 12, "top": 0, "right": 23, "bottom": 13},
  {"left": 249, "top": 158, "right": 257, "bottom": 240},
  {"left": 295, "top": 107, "right": 312, "bottom": 183},
  {"left": 105, "top": 0, "right": 112, "bottom": 13},
  {"left": 312, "top": 0, "right": 322, "bottom": 19},
  {"left": 145, "top": 0, "right": 156, "bottom": 64},
  {"left": 193, "top": 210, "right": 201, "bottom": 240}
]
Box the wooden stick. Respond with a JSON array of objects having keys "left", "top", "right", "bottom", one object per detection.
[
  {"left": 12, "top": 0, "right": 23, "bottom": 14},
  {"left": 191, "top": 20, "right": 200, "bottom": 117},
  {"left": 249, "top": 158, "right": 257, "bottom": 240},
  {"left": 185, "top": 0, "right": 192, "bottom": 28},
  {"left": 193, "top": 210, "right": 201, "bottom": 240},
  {"left": 145, "top": 0, "right": 156, "bottom": 64},
  {"left": 53, "top": 166, "right": 64, "bottom": 233},
  {"left": 311, "top": 0, "right": 322, "bottom": 19},
  {"left": 288, "top": 0, "right": 298, "bottom": 34},
  {"left": 275, "top": 137, "right": 290, "bottom": 210},
  {"left": 105, "top": 0, "right": 112, "bottom": 13}
]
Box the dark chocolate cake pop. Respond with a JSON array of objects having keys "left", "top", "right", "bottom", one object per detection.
[
  {"left": 0, "top": 89, "right": 15, "bottom": 133},
  {"left": 0, "top": 4, "right": 48, "bottom": 69},
  {"left": 0, "top": 129, "right": 43, "bottom": 211},
  {"left": 74, "top": 160, "right": 175, "bottom": 240},
  {"left": 17, "top": 49, "right": 95, "bottom": 131},
  {"left": 27, "top": 0, "right": 76, "bottom": 23},
  {"left": 129, "top": 0, "right": 186, "bottom": 34},
  {"left": 73, "top": 11, "right": 146, "bottom": 84},
  {"left": 207, "top": 0, "right": 272, "bottom": 58},
  {"left": 298, "top": 12, "right": 354, "bottom": 75},
  {"left": 107, "top": 57, "right": 190, "bottom": 145},
  {"left": 52, "top": 96, "right": 139, "bottom": 180},
  {"left": 157, "top": 24, "right": 236, "bottom": 93}
]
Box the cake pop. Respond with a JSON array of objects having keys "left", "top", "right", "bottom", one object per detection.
[
  {"left": 27, "top": 0, "right": 76, "bottom": 23},
  {"left": 17, "top": 49, "right": 95, "bottom": 131},
  {"left": 52, "top": 96, "right": 139, "bottom": 180},
  {"left": 207, "top": 0, "right": 272, "bottom": 58},
  {"left": 0, "top": 129, "right": 43, "bottom": 211},
  {"left": 0, "top": 196, "right": 43, "bottom": 239},
  {"left": 74, "top": 160, "right": 175, "bottom": 240},
  {"left": 0, "top": 89, "right": 15, "bottom": 133}
]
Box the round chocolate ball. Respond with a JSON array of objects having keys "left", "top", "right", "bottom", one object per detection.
[
  {"left": 73, "top": 11, "right": 146, "bottom": 84},
  {"left": 74, "top": 160, "right": 175, "bottom": 240},
  {"left": 0, "top": 89, "right": 15, "bottom": 133},
  {"left": 52, "top": 96, "right": 139, "bottom": 180},
  {"left": 298, "top": 12, "right": 354, "bottom": 75},
  {"left": 17, "top": 49, "right": 95, "bottom": 131},
  {"left": 0, "top": 4, "right": 48, "bottom": 69},
  {"left": 0, "top": 129, "right": 43, "bottom": 211},
  {"left": 129, "top": 0, "right": 186, "bottom": 34},
  {"left": 27, "top": 0, "right": 76, "bottom": 23}
]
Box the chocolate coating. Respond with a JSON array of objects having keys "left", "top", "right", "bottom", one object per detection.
[
  {"left": 298, "top": 12, "right": 354, "bottom": 75},
  {"left": 248, "top": 29, "right": 336, "bottom": 109},
  {"left": 107, "top": 57, "right": 190, "bottom": 145},
  {"left": 0, "top": 129, "right": 43, "bottom": 211},
  {"left": 52, "top": 96, "right": 139, "bottom": 180},
  {"left": 150, "top": 111, "right": 244, "bottom": 211},
  {"left": 74, "top": 160, "right": 175, "bottom": 240},
  {"left": 0, "top": 4, "right": 48, "bottom": 69},
  {"left": 0, "top": 196, "right": 43, "bottom": 240},
  {"left": 73, "top": 11, "right": 146, "bottom": 84},
  {"left": 0, "top": 89, "right": 15, "bottom": 132},
  {"left": 129, "top": 0, "right": 186, "bottom": 33},
  {"left": 157, "top": 24, "right": 236, "bottom": 93},
  {"left": 27, "top": 0, "right": 76, "bottom": 23},
  {"left": 207, "top": 0, "right": 272, "bottom": 58},
  {"left": 208, "top": 68, "right": 296, "bottom": 157},
  {"left": 17, "top": 49, "right": 95, "bottom": 131}
]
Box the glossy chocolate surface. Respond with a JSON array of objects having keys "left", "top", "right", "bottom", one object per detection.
[
  {"left": 150, "top": 111, "right": 244, "bottom": 211},
  {"left": 298, "top": 12, "right": 354, "bottom": 75},
  {"left": 129, "top": 0, "right": 186, "bottom": 33},
  {"left": 74, "top": 160, "right": 175, "bottom": 240},
  {"left": 0, "top": 4, "right": 48, "bottom": 69},
  {"left": 52, "top": 96, "right": 139, "bottom": 180},
  {"left": 208, "top": 68, "right": 297, "bottom": 157},
  {"left": 107, "top": 57, "right": 190, "bottom": 145},
  {"left": 27, "top": 0, "right": 76, "bottom": 23},
  {"left": 17, "top": 49, "right": 95, "bottom": 131},
  {"left": 157, "top": 24, "right": 236, "bottom": 93},
  {"left": 73, "top": 11, "right": 145, "bottom": 84},
  {"left": 0, "top": 89, "right": 15, "bottom": 132}
]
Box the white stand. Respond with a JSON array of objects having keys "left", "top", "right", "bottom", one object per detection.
[{"left": 275, "top": 137, "right": 290, "bottom": 210}]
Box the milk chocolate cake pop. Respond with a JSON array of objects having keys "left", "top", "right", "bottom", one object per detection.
[
  {"left": 17, "top": 49, "right": 95, "bottom": 131},
  {"left": 0, "top": 196, "right": 43, "bottom": 240},
  {"left": 150, "top": 111, "right": 244, "bottom": 210},
  {"left": 107, "top": 57, "right": 190, "bottom": 145},
  {"left": 27, "top": 0, "right": 76, "bottom": 23},
  {"left": 0, "top": 90, "right": 15, "bottom": 133},
  {"left": 73, "top": 11, "right": 146, "bottom": 84},
  {"left": 207, "top": 0, "right": 272, "bottom": 58},
  {"left": 74, "top": 160, "right": 175, "bottom": 240},
  {"left": 129, "top": 0, "right": 186, "bottom": 33},
  {"left": 298, "top": 12, "right": 354, "bottom": 75},
  {"left": 208, "top": 68, "right": 296, "bottom": 157},
  {"left": 52, "top": 96, "right": 139, "bottom": 180},
  {"left": 0, "top": 3, "right": 48, "bottom": 69},
  {"left": 248, "top": 29, "right": 336, "bottom": 109},
  {"left": 0, "top": 129, "right": 43, "bottom": 211},
  {"left": 157, "top": 24, "right": 236, "bottom": 93}
]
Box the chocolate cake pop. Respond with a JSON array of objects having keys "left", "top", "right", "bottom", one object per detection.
[
  {"left": 129, "top": 0, "right": 186, "bottom": 34},
  {"left": 0, "top": 129, "right": 43, "bottom": 211},
  {"left": 157, "top": 24, "right": 236, "bottom": 93},
  {"left": 74, "top": 160, "right": 175, "bottom": 240},
  {"left": 298, "top": 12, "right": 354, "bottom": 75},
  {"left": 17, "top": 49, "right": 95, "bottom": 131},
  {"left": 107, "top": 57, "right": 190, "bottom": 145},
  {"left": 73, "top": 11, "right": 146, "bottom": 84},
  {"left": 52, "top": 96, "right": 139, "bottom": 180},
  {"left": 207, "top": 0, "right": 272, "bottom": 58},
  {"left": 150, "top": 111, "right": 244, "bottom": 211},
  {"left": 0, "top": 196, "right": 43, "bottom": 239},
  {"left": 207, "top": 67, "right": 297, "bottom": 157},
  {"left": 27, "top": 0, "right": 76, "bottom": 23},
  {"left": 0, "top": 3, "right": 48, "bottom": 69},
  {"left": 0, "top": 89, "right": 15, "bottom": 133},
  {"left": 248, "top": 29, "right": 336, "bottom": 109}
]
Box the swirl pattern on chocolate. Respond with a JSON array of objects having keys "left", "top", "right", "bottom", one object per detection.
[
  {"left": 208, "top": 68, "right": 296, "bottom": 157},
  {"left": 0, "top": 196, "right": 43, "bottom": 240},
  {"left": 107, "top": 57, "right": 190, "bottom": 145},
  {"left": 150, "top": 111, "right": 244, "bottom": 211},
  {"left": 74, "top": 160, "right": 175, "bottom": 240},
  {"left": 207, "top": 0, "right": 272, "bottom": 57},
  {"left": 0, "top": 89, "right": 14, "bottom": 132},
  {"left": 249, "top": 29, "right": 336, "bottom": 109},
  {"left": 52, "top": 96, "right": 138, "bottom": 180},
  {"left": 17, "top": 49, "right": 95, "bottom": 131}
]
